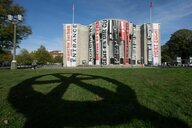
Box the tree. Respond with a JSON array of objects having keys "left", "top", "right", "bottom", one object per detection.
[
  {"left": 161, "top": 29, "right": 192, "bottom": 62},
  {"left": 161, "top": 45, "right": 171, "bottom": 63},
  {"left": 35, "top": 45, "right": 53, "bottom": 65},
  {"left": 0, "top": 0, "right": 32, "bottom": 53},
  {"left": 17, "top": 48, "right": 33, "bottom": 65},
  {"left": 0, "top": 50, "right": 12, "bottom": 66},
  {"left": 54, "top": 56, "right": 63, "bottom": 63}
]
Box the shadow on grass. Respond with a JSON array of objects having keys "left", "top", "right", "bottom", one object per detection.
[{"left": 8, "top": 73, "right": 189, "bottom": 128}]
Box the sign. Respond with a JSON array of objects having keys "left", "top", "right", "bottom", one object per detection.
[
  {"left": 71, "top": 24, "right": 78, "bottom": 67},
  {"left": 65, "top": 24, "right": 71, "bottom": 66},
  {"left": 190, "top": 57, "right": 192, "bottom": 63},
  {"left": 152, "top": 24, "right": 159, "bottom": 65},
  {"left": 113, "top": 20, "right": 119, "bottom": 64},
  {"left": 125, "top": 22, "right": 129, "bottom": 64},
  {"left": 88, "top": 25, "right": 94, "bottom": 65},
  {"left": 120, "top": 21, "right": 125, "bottom": 63},
  {"left": 109, "top": 20, "right": 114, "bottom": 60},
  {"left": 120, "top": 21, "right": 126, "bottom": 41},
  {"left": 177, "top": 57, "right": 181, "bottom": 63},
  {"left": 95, "top": 21, "right": 100, "bottom": 65},
  {"left": 102, "top": 20, "right": 108, "bottom": 65}
]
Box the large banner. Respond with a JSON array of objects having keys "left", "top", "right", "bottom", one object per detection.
[
  {"left": 88, "top": 24, "right": 94, "bottom": 65},
  {"left": 113, "top": 20, "right": 119, "bottom": 64},
  {"left": 126, "top": 22, "right": 130, "bottom": 64},
  {"left": 147, "top": 24, "right": 153, "bottom": 63},
  {"left": 119, "top": 21, "right": 125, "bottom": 63},
  {"left": 120, "top": 21, "right": 126, "bottom": 41},
  {"left": 109, "top": 20, "right": 114, "bottom": 61},
  {"left": 95, "top": 21, "right": 100, "bottom": 65},
  {"left": 152, "top": 24, "right": 159, "bottom": 65},
  {"left": 71, "top": 24, "right": 78, "bottom": 67},
  {"left": 121, "top": 21, "right": 129, "bottom": 64},
  {"left": 102, "top": 20, "right": 108, "bottom": 65},
  {"left": 65, "top": 24, "right": 71, "bottom": 66}
]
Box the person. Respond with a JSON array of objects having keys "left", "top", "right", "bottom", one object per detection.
[{"left": 32, "top": 61, "right": 37, "bottom": 69}]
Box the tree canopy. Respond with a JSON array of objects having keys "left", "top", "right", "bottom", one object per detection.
[
  {"left": 35, "top": 45, "right": 53, "bottom": 65},
  {"left": 0, "top": 0, "right": 32, "bottom": 53},
  {"left": 161, "top": 29, "right": 192, "bottom": 62},
  {"left": 17, "top": 48, "right": 34, "bottom": 65}
]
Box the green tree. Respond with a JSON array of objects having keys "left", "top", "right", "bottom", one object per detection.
[
  {"left": 35, "top": 45, "right": 53, "bottom": 65},
  {"left": 17, "top": 48, "right": 33, "bottom": 65},
  {"left": 0, "top": 50, "right": 12, "bottom": 65},
  {"left": 0, "top": 0, "right": 32, "bottom": 53},
  {"left": 161, "top": 45, "right": 171, "bottom": 63},
  {"left": 53, "top": 55, "right": 63, "bottom": 63},
  {"left": 161, "top": 29, "right": 192, "bottom": 62}
]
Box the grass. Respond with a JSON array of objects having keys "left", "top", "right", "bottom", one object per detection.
[{"left": 0, "top": 68, "right": 192, "bottom": 128}]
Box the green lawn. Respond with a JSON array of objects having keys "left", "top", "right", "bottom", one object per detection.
[{"left": 0, "top": 68, "right": 192, "bottom": 128}]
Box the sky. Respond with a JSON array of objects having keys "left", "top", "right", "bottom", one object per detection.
[{"left": 14, "top": 0, "right": 192, "bottom": 53}]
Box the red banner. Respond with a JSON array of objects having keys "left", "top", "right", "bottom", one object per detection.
[
  {"left": 95, "top": 21, "right": 100, "bottom": 63},
  {"left": 66, "top": 25, "right": 71, "bottom": 62},
  {"left": 120, "top": 21, "right": 126, "bottom": 41},
  {"left": 153, "top": 29, "right": 158, "bottom": 57},
  {"left": 124, "top": 22, "right": 129, "bottom": 64}
]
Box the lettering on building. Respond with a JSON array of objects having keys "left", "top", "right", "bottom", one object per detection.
[
  {"left": 71, "top": 24, "right": 78, "bottom": 65},
  {"left": 88, "top": 25, "right": 93, "bottom": 65},
  {"left": 65, "top": 25, "right": 71, "bottom": 66},
  {"left": 95, "top": 21, "right": 100, "bottom": 65},
  {"left": 102, "top": 20, "right": 108, "bottom": 65}
]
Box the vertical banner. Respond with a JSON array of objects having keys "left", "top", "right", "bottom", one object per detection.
[
  {"left": 147, "top": 24, "right": 153, "bottom": 63},
  {"left": 88, "top": 24, "right": 94, "bottom": 65},
  {"left": 125, "top": 22, "right": 129, "bottom": 64},
  {"left": 71, "top": 24, "right": 78, "bottom": 67},
  {"left": 102, "top": 20, "right": 108, "bottom": 65},
  {"left": 152, "top": 24, "right": 159, "bottom": 65},
  {"left": 113, "top": 20, "right": 120, "bottom": 64},
  {"left": 65, "top": 24, "right": 71, "bottom": 66},
  {"left": 120, "top": 21, "right": 129, "bottom": 64},
  {"left": 95, "top": 21, "right": 100, "bottom": 65},
  {"left": 120, "top": 21, "right": 126, "bottom": 41},
  {"left": 109, "top": 20, "right": 114, "bottom": 63},
  {"left": 119, "top": 21, "right": 125, "bottom": 63}
]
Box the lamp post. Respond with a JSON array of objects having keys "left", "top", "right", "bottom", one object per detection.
[{"left": 8, "top": 14, "right": 23, "bottom": 69}]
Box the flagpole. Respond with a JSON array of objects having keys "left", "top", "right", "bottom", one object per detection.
[
  {"left": 71, "top": 3, "right": 75, "bottom": 66},
  {"left": 150, "top": 1, "right": 152, "bottom": 23},
  {"left": 72, "top": 3, "right": 74, "bottom": 25}
]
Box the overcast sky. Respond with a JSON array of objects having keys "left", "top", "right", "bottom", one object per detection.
[{"left": 14, "top": 0, "right": 192, "bottom": 52}]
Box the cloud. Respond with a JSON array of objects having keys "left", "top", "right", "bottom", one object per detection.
[
  {"left": 153, "top": 0, "right": 192, "bottom": 23},
  {"left": 149, "top": 0, "right": 192, "bottom": 44}
]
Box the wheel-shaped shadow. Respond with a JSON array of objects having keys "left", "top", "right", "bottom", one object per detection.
[{"left": 8, "top": 73, "right": 189, "bottom": 128}]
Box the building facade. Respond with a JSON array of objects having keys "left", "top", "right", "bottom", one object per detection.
[
  {"left": 63, "top": 19, "right": 161, "bottom": 67},
  {"left": 49, "top": 50, "right": 63, "bottom": 58}
]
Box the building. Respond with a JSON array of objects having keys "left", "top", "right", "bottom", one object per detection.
[
  {"left": 63, "top": 19, "right": 161, "bottom": 67},
  {"left": 49, "top": 50, "right": 63, "bottom": 58}
]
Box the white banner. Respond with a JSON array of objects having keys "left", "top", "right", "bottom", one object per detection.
[
  {"left": 88, "top": 24, "right": 94, "bottom": 65},
  {"left": 152, "top": 24, "right": 159, "bottom": 65},
  {"left": 113, "top": 20, "right": 119, "bottom": 64},
  {"left": 71, "top": 24, "right": 78, "bottom": 67},
  {"left": 65, "top": 24, "right": 71, "bottom": 66},
  {"left": 102, "top": 20, "right": 108, "bottom": 65}
]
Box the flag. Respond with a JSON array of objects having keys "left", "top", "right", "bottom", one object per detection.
[
  {"left": 73, "top": 3, "right": 74, "bottom": 11},
  {"left": 150, "top": 1, "right": 152, "bottom": 8}
]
